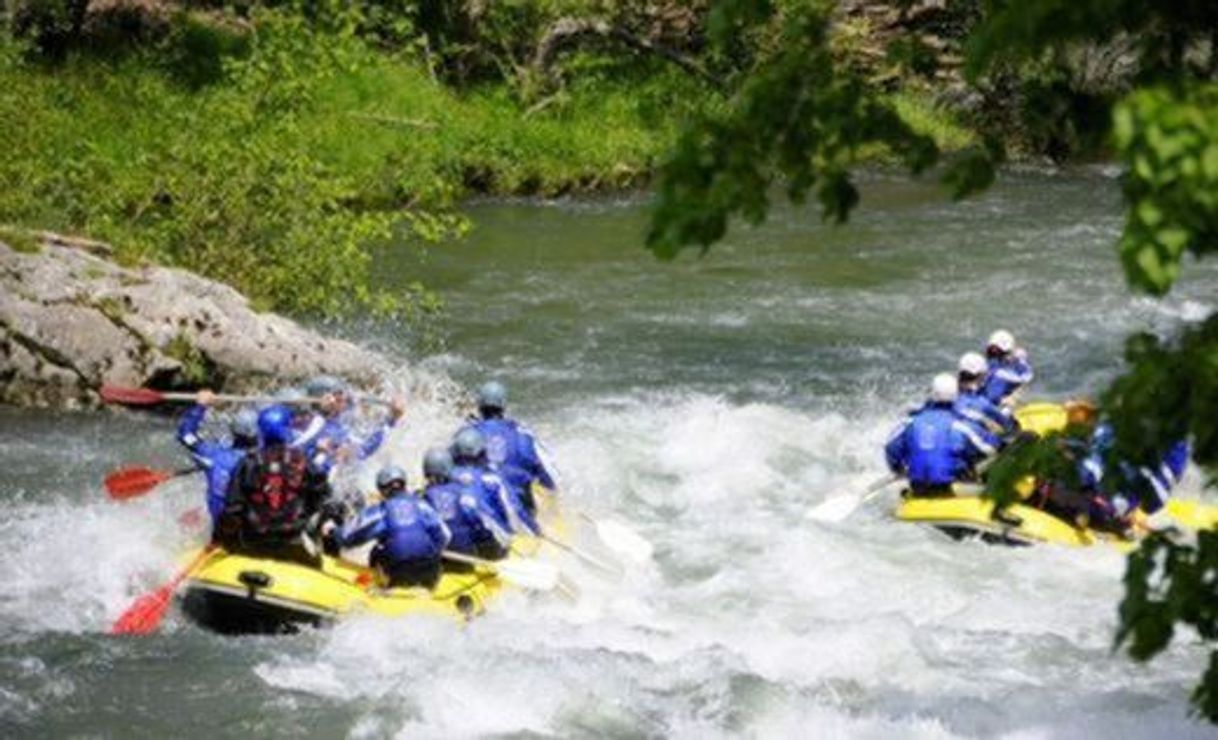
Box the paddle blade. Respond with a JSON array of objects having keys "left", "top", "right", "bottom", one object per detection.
[
  {"left": 495, "top": 559, "right": 560, "bottom": 591},
  {"left": 806, "top": 495, "right": 861, "bottom": 523},
  {"left": 111, "top": 587, "right": 175, "bottom": 635},
  {"left": 593, "top": 519, "right": 653, "bottom": 564},
  {"left": 105, "top": 467, "right": 174, "bottom": 500},
  {"left": 100, "top": 385, "right": 166, "bottom": 406},
  {"left": 111, "top": 548, "right": 214, "bottom": 635}
]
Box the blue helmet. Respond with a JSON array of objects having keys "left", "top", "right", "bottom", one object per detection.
[
  {"left": 423, "top": 447, "right": 454, "bottom": 481},
  {"left": 231, "top": 408, "right": 259, "bottom": 444},
  {"left": 451, "top": 428, "right": 486, "bottom": 463},
  {"left": 258, "top": 405, "right": 293, "bottom": 445},
  {"left": 375, "top": 464, "right": 408, "bottom": 494},
  {"left": 477, "top": 381, "right": 508, "bottom": 412}
]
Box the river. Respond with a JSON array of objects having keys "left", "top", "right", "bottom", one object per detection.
[{"left": 2, "top": 168, "right": 1216, "bottom": 737}]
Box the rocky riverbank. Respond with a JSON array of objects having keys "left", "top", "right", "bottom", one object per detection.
[{"left": 0, "top": 236, "right": 388, "bottom": 408}]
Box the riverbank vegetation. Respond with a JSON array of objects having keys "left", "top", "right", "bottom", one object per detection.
[{"left": 0, "top": 1, "right": 982, "bottom": 316}]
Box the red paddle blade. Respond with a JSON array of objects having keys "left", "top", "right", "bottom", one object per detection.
[
  {"left": 99, "top": 385, "right": 166, "bottom": 406},
  {"left": 105, "top": 467, "right": 173, "bottom": 500},
  {"left": 111, "top": 587, "right": 174, "bottom": 635}
]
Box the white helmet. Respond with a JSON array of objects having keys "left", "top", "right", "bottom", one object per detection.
[
  {"left": 958, "top": 352, "right": 988, "bottom": 377},
  {"left": 930, "top": 373, "right": 958, "bottom": 403},
  {"left": 987, "top": 329, "right": 1016, "bottom": 354}
]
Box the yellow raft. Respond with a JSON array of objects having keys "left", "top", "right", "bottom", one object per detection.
[
  {"left": 894, "top": 494, "right": 1216, "bottom": 550},
  {"left": 180, "top": 489, "right": 560, "bottom": 634},
  {"left": 893, "top": 401, "right": 1218, "bottom": 549}
]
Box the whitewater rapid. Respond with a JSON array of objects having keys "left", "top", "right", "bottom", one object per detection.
[{"left": 2, "top": 169, "right": 1217, "bottom": 737}]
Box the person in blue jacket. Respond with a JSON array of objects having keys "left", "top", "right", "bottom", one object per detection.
[
  {"left": 177, "top": 389, "right": 260, "bottom": 526},
  {"left": 336, "top": 465, "right": 451, "bottom": 588},
  {"left": 291, "top": 376, "right": 405, "bottom": 464},
  {"left": 885, "top": 374, "right": 998, "bottom": 496},
  {"left": 464, "top": 381, "right": 557, "bottom": 514},
  {"left": 421, "top": 447, "right": 511, "bottom": 563},
  {"left": 981, "top": 330, "right": 1034, "bottom": 405},
  {"left": 450, "top": 428, "right": 539, "bottom": 535},
  {"left": 955, "top": 352, "right": 1018, "bottom": 440},
  {"left": 1074, "top": 423, "right": 1190, "bottom": 531}
]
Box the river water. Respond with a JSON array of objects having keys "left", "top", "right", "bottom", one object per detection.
[{"left": 2, "top": 169, "right": 1216, "bottom": 738}]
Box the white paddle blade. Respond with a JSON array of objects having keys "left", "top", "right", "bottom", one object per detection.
[
  {"left": 495, "top": 559, "right": 560, "bottom": 591},
  {"left": 806, "top": 495, "right": 860, "bottom": 523},
  {"left": 593, "top": 519, "right": 654, "bottom": 564}
]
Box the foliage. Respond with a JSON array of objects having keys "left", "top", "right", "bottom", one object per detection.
[
  {"left": 646, "top": 1, "right": 938, "bottom": 257},
  {"left": 1114, "top": 85, "right": 1218, "bottom": 295},
  {"left": 1118, "top": 530, "right": 1218, "bottom": 720},
  {"left": 0, "top": 6, "right": 706, "bottom": 318}
]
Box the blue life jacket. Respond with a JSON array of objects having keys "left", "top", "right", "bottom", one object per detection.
[
  {"left": 885, "top": 403, "right": 997, "bottom": 487},
  {"left": 424, "top": 480, "right": 510, "bottom": 556},
  {"left": 982, "top": 355, "right": 1033, "bottom": 404},
  {"left": 953, "top": 389, "right": 1016, "bottom": 438},
  {"left": 291, "top": 412, "right": 392, "bottom": 464},
  {"left": 1080, "top": 424, "right": 1189, "bottom": 514},
  {"left": 468, "top": 417, "right": 556, "bottom": 496},
  {"left": 340, "top": 495, "right": 450, "bottom": 567},
  {"left": 177, "top": 404, "right": 253, "bottom": 524},
  {"left": 450, "top": 463, "right": 538, "bottom": 534}
]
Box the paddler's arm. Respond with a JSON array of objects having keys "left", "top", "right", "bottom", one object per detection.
[
  {"left": 337, "top": 503, "right": 388, "bottom": 549},
  {"left": 354, "top": 397, "right": 407, "bottom": 461}
]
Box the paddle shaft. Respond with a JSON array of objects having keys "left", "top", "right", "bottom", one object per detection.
[
  {"left": 442, "top": 550, "right": 496, "bottom": 568},
  {"left": 156, "top": 391, "right": 320, "bottom": 405}
]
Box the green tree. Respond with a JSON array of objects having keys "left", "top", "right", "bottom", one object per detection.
[{"left": 647, "top": 0, "right": 1218, "bottom": 719}]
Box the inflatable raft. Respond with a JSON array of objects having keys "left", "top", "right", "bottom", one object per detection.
[
  {"left": 180, "top": 488, "right": 560, "bottom": 634},
  {"left": 895, "top": 493, "right": 1216, "bottom": 549},
  {"left": 892, "top": 401, "right": 1217, "bottom": 549},
  {"left": 179, "top": 547, "right": 508, "bottom": 633}
]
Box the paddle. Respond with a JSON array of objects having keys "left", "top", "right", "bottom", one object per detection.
[
  {"left": 806, "top": 473, "right": 903, "bottom": 523},
  {"left": 579, "top": 514, "right": 654, "bottom": 565},
  {"left": 111, "top": 547, "right": 215, "bottom": 635},
  {"left": 442, "top": 551, "right": 560, "bottom": 592},
  {"left": 104, "top": 465, "right": 200, "bottom": 500},
  {"left": 538, "top": 532, "right": 624, "bottom": 576},
  {"left": 100, "top": 385, "right": 328, "bottom": 407}
]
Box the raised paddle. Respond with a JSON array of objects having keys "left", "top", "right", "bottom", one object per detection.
[
  {"left": 104, "top": 465, "right": 200, "bottom": 500},
  {"left": 100, "top": 385, "right": 325, "bottom": 407},
  {"left": 806, "top": 473, "right": 903, "bottom": 523},
  {"left": 441, "top": 551, "right": 560, "bottom": 592},
  {"left": 111, "top": 547, "right": 215, "bottom": 635}
]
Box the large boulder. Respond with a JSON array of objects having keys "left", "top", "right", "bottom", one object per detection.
[{"left": 0, "top": 236, "right": 389, "bottom": 409}]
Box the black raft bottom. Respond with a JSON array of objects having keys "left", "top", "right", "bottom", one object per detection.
[
  {"left": 181, "top": 588, "right": 331, "bottom": 635},
  {"left": 934, "top": 525, "right": 1032, "bottom": 548}
]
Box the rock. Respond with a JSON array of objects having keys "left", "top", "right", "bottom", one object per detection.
[{"left": 0, "top": 238, "right": 390, "bottom": 409}]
